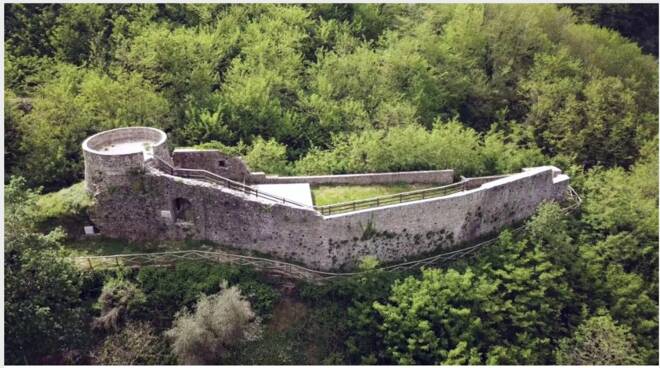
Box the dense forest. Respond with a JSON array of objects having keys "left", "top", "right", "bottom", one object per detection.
[{"left": 4, "top": 3, "right": 659, "bottom": 365}]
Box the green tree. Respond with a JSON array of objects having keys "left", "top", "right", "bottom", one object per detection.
[
  {"left": 555, "top": 312, "right": 643, "bottom": 365},
  {"left": 14, "top": 66, "right": 169, "bottom": 189},
  {"left": 374, "top": 268, "right": 491, "bottom": 364},
  {"left": 244, "top": 137, "right": 290, "bottom": 175},
  {"left": 4, "top": 177, "right": 88, "bottom": 364}
]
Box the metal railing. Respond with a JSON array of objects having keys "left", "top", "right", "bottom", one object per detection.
[
  {"left": 151, "top": 156, "right": 312, "bottom": 209},
  {"left": 151, "top": 156, "right": 510, "bottom": 216},
  {"left": 315, "top": 181, "right": 467, "bottom": 215}
]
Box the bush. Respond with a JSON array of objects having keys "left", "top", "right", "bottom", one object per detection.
[
  {"left": 92, "top": 276, "right": 146, "bottom": 331},
  {"left": 238, "top": 279, "right": 280, "bottom": 318},
  {"left": 94, "top": 321, "right": 173, "bottom": 364},
  {"left": 193, "top": 140, "right": 248, "bottom": 156},
  {"left": 135, "top": 262, "right": 278, "bottom": 321},
  {"left": 293, "top": 120, "right": 546, "bottom": 177},
  {"left": 34, "top": 182, "right": 94, "bottom": 234},
  {"left": 136, "top": 262, "right": 245, "bottom": 320},
  {"left": 555, "top": 312, "right": 643, "bottom": 365},
  {"left": 166, "top": 284, "right": 262, "bottom": 364}
]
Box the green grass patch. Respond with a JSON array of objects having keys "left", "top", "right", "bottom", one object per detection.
[
  {"left": 35, "top": 181, "right": 94, "bottom": 234},
  {"left": 62, "top": 237, "right": 210, "bottom": 257},
  {"left": 311, "top": 183, "right": 433, "bottom": 206},
  {"left": 36, "top": 181, "right": 93, "bottom": 220}
]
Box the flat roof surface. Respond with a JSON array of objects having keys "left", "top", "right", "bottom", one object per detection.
[
  {"left": 253, "top": 183, "right": 314, "bottom": 206},
  {"left": 99, "top": 141, "right": 151, "bottom": 155}
]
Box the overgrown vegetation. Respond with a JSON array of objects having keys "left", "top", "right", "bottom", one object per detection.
[
  {"left": 4, "top": 3, "right": 658, "bottom": 365},
  {"left": 166, "top": 284, "right": 263, "bottom": 364}
]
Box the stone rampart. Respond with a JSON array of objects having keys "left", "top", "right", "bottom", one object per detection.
[
  {"left": 89, "top": 160, "right": 569, "bottom": 270},
  {"left": 249, "top": 170, "right": 455, "bottom": 186}
]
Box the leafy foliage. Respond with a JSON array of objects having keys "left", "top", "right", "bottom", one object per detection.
[
  {"left": 165, "top": 284, "right": 263, "bottom": 364},
  {"left": 555, "top": 312, "right": 643, "bottom": 365},
  {"left": 135, "top": 261, "right": 276, "bottom": 322},
  {"left": 4, "top": 177, "right": 89, "bottom": 364},
  {"left": 93, "top": 321, "right": 174, "bottom": 365},
  {"left": 92, "top": 276, "right": 146, "bottom": 332},
  {"left": 5, "top": 3, "right": 657, "bottom": 190},
  {"left": 4, "top": 3, "right": 658, "bottom": 365}
]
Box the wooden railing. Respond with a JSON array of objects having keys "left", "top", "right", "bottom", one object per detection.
[
  {"left": 71, "top": 187, "right": 581, "bottom": 282},
  {"left": 71, "top": 185, "right": 582, "bottom": 282},
  {"left": 71, "top": 235, "right": 508, "bottom": 282}
]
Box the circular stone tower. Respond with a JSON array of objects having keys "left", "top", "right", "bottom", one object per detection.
[{"left": 82, "top": 127, "right": 171, "bottom": 193}]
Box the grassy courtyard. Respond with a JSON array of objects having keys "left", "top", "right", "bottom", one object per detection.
[{"left": 311, "top": 183, "right": 433, "bottom": 206}]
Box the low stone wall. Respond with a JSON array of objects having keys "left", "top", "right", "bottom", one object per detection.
[
  {"left": 84, "top": 127, "right": 166, "bottom": 151},
  {"left": 460, "top": 174, "right": 511, "bottom": 190},
  {"left": 172, "top": 149, "right": 251, "bottom": 182},
  {"left": 249, "top": 170, "right": 455, "bottom": 186},
  {"left": 89, "top": 164, "right": 569, "bottom": 271},
  {"left": 165, "top": 147, "right": 454, "bottom": 186}
]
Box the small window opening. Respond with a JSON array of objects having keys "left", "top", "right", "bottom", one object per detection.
[{"left": 218, "top": 160, "right": 226, "bottom": 167}]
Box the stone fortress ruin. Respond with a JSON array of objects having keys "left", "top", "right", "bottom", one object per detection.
[{"left": 83, "top": 127, "right": 570, "bottom": 271}]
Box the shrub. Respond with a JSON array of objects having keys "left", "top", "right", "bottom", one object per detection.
[
  {"left": 135, "top": 262, "right": 277, "bottom": 321},
  {"left": 294, "top": 121, "right": 487, "bottom": 177},
  {"left": 92, "top": 276, "right": 146, "bottom": 331},
  {"left": 237, "top": 279, "right": 280, "bottom": 318},
  {"left": 166, "top": 284, "right": 262, "bottom": 364},
  {"left": 94, "top": 321, "right": 173, "bottom": 365},
  {"left": 193, "top": 140, "right": 248, "bottom": 156},
  {"left": 555, "top": 312, "right": 643, "bottom": 365},
  {"left": 136, "top": 262, "right": 243, "bottom": 320}
]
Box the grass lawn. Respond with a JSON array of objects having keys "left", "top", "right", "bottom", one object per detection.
[{"left": 311, "top": 183, "right": 433, "bottom": 206}]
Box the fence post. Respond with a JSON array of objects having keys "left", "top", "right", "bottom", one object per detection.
[
  {"left": 87, "top": 258, "right": 93, "bottom": 270},
  {"left": 115, "top": 256, "right": 120, "bottom": 267}
]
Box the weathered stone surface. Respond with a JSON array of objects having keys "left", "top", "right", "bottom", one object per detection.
[
  {"left": 250, "top": 170, "right": 455, "bottom": 186},
  {"left": 172, "top": 149, "right": 251, "bottom": 182},
  {"left": 84, "top": 128, "right": 570, "bottom": 271},
  {"left": 82, "top": 127, "right": 170, "bottom": 193}
]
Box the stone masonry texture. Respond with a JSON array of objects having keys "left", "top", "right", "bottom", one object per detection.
[{"left": 85, "top": 128, "right": 570, "bottom": 271}]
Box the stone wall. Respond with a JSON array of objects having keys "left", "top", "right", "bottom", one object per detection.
[
  {"left": 249, "top": 170, "right": 455, "bottom": 186},
  {"left": 89, "top": 162, "right": 569, "bottom": 271},
  {"left": 169, "top": 147, "right": 453, "bottom": 186},
  {"left": 172, "top": 149, "right": 251, "bottom": 182},
  {"left": 83, "top": 127, "right": 170, "bottom": 193}
]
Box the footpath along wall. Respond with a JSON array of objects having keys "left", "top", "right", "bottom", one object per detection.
[{"left": 84, "top": 127, "right": 569, "bottom": 270}]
